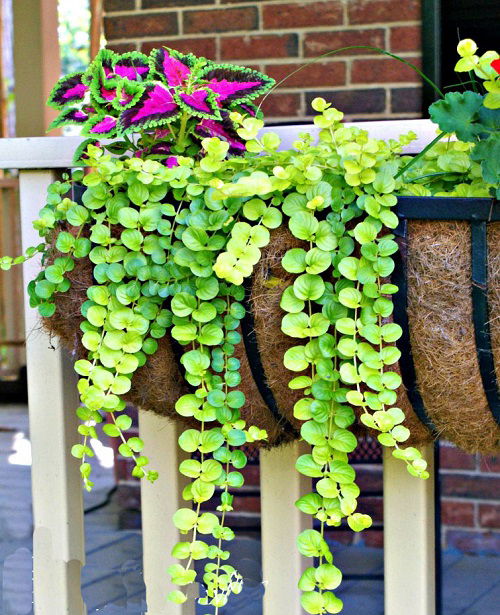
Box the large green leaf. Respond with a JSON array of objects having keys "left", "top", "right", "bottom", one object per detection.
[
  {"left": 429, "top": 91, "right": 483, "bottom": 142},
  {"left": 471, "top": 132, "right": 500, "bottom": 185}
]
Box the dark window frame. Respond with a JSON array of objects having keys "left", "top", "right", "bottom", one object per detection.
[{"left": 422, "top": 0, "right": 442, "bottom": 111}]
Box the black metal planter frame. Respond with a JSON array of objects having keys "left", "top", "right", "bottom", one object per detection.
[
  {"left": 392, "top": 196, "right": 500, "bottom": 431},
  {"left": 240, "top": 195, "right": 500, "bottom": 441}
]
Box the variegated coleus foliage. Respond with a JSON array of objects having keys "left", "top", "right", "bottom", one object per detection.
[{"left": 47, "top": 47, "right": 275, "bottom": 159}]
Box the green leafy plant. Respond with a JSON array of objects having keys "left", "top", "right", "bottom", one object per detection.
[
  {"left": 427, "top": 39, "right": 499, "bottom": 194},
  {"left": 1, "top": 40, "right": 497, "bottom": 614},
  {"left": 212, "top": 102, "right": 430, "bottom": 612}
]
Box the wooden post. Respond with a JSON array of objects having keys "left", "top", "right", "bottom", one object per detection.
[
  {"left": 0, "top": 0, "right": 9, "bottom": 138},
  {"left": 260, "top": 441, "right": 310, "bottom": 615},
  {"left": 90, "top": 0, "right": 103, "bottom": 60},
  {"left": 383, "top": 444, "right": 436, "bottom": 615},
  {"left": 139, "top": 411, "right": 196, "bottom": 615},
  {"left": 12, "top": 0, "right": 61, "bottom": 136},
  {"left": 20, "top": 170, "right": 86, "bottom": 615}
]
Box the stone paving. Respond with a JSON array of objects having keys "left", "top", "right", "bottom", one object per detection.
[{"left": 0, "top": 404, "right": 498, "bottom": 614}]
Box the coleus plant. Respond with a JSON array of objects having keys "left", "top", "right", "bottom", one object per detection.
[
  {"left": 1, "top": 41, "right": 495, "bottom": 614},
  {"left": 47, "top": 46, "right": 273, "bottom": 159}
]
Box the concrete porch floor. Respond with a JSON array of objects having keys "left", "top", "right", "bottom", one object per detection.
[{"left": 1, "top": 404, "right": 498, "bottom": 614}]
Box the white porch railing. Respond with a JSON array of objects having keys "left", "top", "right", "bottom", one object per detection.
[{"left": 0, "top": 120, "right": 437, "bottom": 615}]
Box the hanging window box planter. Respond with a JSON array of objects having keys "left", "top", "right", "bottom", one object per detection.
[
  {"left": 2, "top": 38, "right": 498, "bottom": 614},
  {"left": 43, "top": 194, "right": 500, "bottom": 454}
]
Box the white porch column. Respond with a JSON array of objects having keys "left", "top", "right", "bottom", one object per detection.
[
  {"left": 139, "top": 412, "right": 196, "bottom": 615},
  {"left": 260, "top": 441, "right": 310, "bottom": 615},
  {"left": 20, "top": 169, "right": 86, "bottom": 615},
  {"left": 384, "top": 444, "right": 436, "bottom": 615}
]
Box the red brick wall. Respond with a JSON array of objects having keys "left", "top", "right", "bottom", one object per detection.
[
  {"left": 329, "top": 446, "right": 500, "bottom": 553},
  {"left": 440, "top": 443, "right": 499, "bottom": 554},
  {"left": 103, "top": 0, "right": 423, "bottom": 122}
]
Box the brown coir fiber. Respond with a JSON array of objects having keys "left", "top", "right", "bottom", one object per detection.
[
  {"left": 44, "top": 241, "right": 189, "bottom": 424},
  {"left": 249, "top": 227, "right": 304, "bottom": 435},
  {"left": 44, "top": 234, "right": 293, "bottom": 446},
  {"left": 406, "top": 220, "right": 500, "bottom": 454},
  {"left": 250, "top": 228, "right": 433, "bottom": 447}
]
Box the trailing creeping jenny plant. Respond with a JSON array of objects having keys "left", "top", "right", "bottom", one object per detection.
[{"left": 0, "top": 40, "right": 497, "bottom": 613}]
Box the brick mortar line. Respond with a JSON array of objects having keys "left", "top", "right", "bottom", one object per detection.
[
  {"left": 342, "top": 0, "right": 348, "bottom": 25},
  {"left": 266, "top": 112, "right": 423, "bottom": 122},
  {"left": 107, "top": 34, "right": 420, "bottom": 49},
  {"left": 190, "top": 0, "right": 349, "bottom": 7},
  {"left": 444, "top": 525, "right": 500, "bottom": 532},
  {"left": 346, "top": 57, "right": 352, "bottom": 86},
  {"left": 258, "top": 24, "right": 408, "bottom": 34},
  {"left": 103, "top": 9, "right": 420, "bottom": 30},
  {"left": 248, "top": 54, "right": 421, "bottom": 65},
  {"left": 297, "top": 90, "right": 304, "bottom": 118},
  {"left": 105, "top": 4, "right": 421, "bottom": 29},
  {"left": 265, "top": 83, "right": 422, "bottom": 92},
  {"left": 209, "top": 0, "right": 349, "bottom": 5},
  {"left": 178, "top": 9, "right": 183, "bottom": 37},
  {"left": 441, "top": 496, "right": 500, "bottom": 504},
  {"left": 385, "top": 87, "right": 391, "bottom": 115},
  {"left": 108, "top": 47, "right": 421, "bottom": 69},
  {"left": 440, "top": 468, "right": 500, "bottom": 476},
  {"left": 215, "top": 34, "right": 221, "bottom": 62},
  {"left": 106, "top": 35, "right": 421, "bottom": 61}
]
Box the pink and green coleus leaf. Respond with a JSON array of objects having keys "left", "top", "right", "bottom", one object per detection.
[
  {"left": 48, "top": 107, "right": 90, "bottom": 130},
  {"left": 89, "top": 74, "right": 145, "bottom": 108},
  {"left": 72, "top": 138, "right": 101, "bottom": 165},
  {"left": 47, "top": 72, "right": 89, "bottom": 109},
  {"left": 93, "top": 77, "right": 124, "bottom": 105},
  {"left": 86, "top": 48, "right": 116, "bottom": 83},
  {"left": 87, "top": 48, "right": 148, "bottom": 84},
  {"left": 175, "top": 88, "right": 221, "bottom": 120},
  {"left": 119, "top": 83, "right": 180, "bottom": 133},
  {"left": 149, "top": 47, "right": 196, "bottom": 87},
  {"left": 113, "top": 52, "right": 150, "bottom": 81},
  {"left": 110, "top": 80, "right": 147, "bottom": 111},
  {"left": 200, "top": 64, "right": 275, "bottom": 106},
  {"left": 83, "top": 114, "right": 118, "bottom": 138},
  {"left": 234, "top": 102, "right": 262, "bottom": 118},
  {"left": 86, "top": 50, "right": 148, "bottom": 105}
]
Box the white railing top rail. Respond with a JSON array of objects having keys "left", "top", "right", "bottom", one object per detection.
[{"left": 0, "top": 118, "right": 438, "bottom": 170}]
